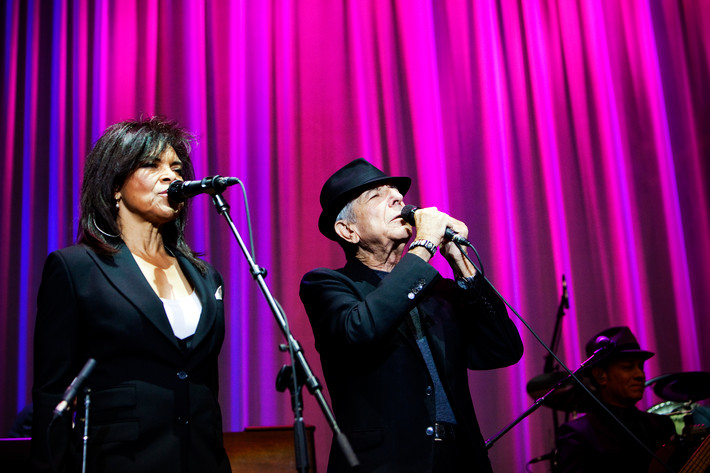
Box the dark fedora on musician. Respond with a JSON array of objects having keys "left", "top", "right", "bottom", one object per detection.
[
  {"left": 317, "top": 158, "right": 411, "bottom": 240},
  {"left": 585, "top": 326, "right": 654, "bottom": 360}
]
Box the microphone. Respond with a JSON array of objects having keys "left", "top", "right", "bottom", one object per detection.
[
  {"left": 562, "top": 275, "right": 569, "bottom": 309},
  {"left": 579, "top": 337, "right": 616, "bottom": 369},
  {"left": 592, "top": 335, "right": 614, "bottom": 351},
  {"left": 168, "top": 175, "right": 240, "bottom": 203},
  {"left": 400, "top": 205, "right": 471, "bottom": 246},
  {"left": 52, "top": 358, "right": 97, "bottom": 420}
]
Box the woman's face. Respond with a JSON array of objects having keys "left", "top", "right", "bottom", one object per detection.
[{"left": 115, "top": 146, "right": 185, "bottom": 227}]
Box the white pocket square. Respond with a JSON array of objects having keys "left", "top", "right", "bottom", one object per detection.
[{"left": 215, "top": 286, "right": 223, "bottom": 300}]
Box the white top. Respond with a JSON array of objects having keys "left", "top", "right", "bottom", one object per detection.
[{"left": 160, "top": 291, "right": 202, "bottom": 339}]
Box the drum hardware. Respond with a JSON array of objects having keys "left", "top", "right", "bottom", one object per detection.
[
  {"left": 646, "top": 372, "right": 710, "bottom": 404},
  {"left": 525, "top": 371, "right": 594, "bottom": 414},
  {"left": 648, "top": 400, "right": 698, "bottom": 436},
  {"left": 646, "top": 371, "right": 710, "bottom": 472}
]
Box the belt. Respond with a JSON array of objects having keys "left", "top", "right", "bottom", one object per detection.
[{"left": 433, "top": 421, "right": 457, "bottom": 442}]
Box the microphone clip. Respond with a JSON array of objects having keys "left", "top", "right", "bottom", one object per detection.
[{"left": 168, "top": 175, "right": 240, "bottom": 203}]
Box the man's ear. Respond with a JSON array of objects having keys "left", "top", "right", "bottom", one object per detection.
[
  {"left": 591, "top": 366, "right": 607, "bottom": 386},
  {"left": 334, "top": 220, "right": 359, "bottom": 244}
]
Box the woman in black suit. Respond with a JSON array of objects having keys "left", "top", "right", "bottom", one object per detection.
[{"left": 31, "top": 117, "right": 232, "bottom": 473}]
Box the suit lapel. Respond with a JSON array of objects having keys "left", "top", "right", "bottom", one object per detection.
[
  {"left": 175, "top": 252, "right": 217, "bottom": 350},
  {"left": 342, "top": 259, "right": 423, "bottom": 357},
  {"left": 86, "top": 244, "right": 180, "bottom": 349}
]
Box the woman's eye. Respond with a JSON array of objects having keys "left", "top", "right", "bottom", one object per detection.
[{"left": 173, "top": 168, "right": 183, "bottom": 175}]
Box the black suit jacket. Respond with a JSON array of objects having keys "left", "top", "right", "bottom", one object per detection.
[
  {"left": 31, "top": 243, "right": 231, "bottom": 473},
  {"left": 300, "top": 254, "right": 524, "bottom": 473}
]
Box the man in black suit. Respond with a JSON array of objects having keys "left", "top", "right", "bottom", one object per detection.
[
  {"left": 555, "top": 326, "right": 676, "bottom": 473},
  {"left": 300, "top": 159, "right": 524, "bottom": 472}
]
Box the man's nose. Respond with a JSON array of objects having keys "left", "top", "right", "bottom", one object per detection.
[{"left": 390, "top": 190, "right": 403, "bottom": 206}]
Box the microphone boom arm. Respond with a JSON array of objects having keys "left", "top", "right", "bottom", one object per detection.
[{"left": 486, "top": 342, "right": 619, "bottom": 449}]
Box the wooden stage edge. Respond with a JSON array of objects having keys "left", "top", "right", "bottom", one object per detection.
[{"left": 0, "top": 425, "right": 317, "bottom": 473}]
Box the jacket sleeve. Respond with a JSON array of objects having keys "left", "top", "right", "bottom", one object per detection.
[
  {"left": 31, "top": 250, "right": 83, "bottom": 473},
  {"left": 300, "top": 253, "right": 440, "bottom": 349},
  {"left": 456, "top": 273, "right": 524, "bottom": 370}
]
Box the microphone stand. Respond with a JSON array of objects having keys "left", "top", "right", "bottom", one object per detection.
[
  {"left": 486, "top": 347, "right": 604, "bottom": 450},
  {"left": 542, "top": 276, "right": 568, "bottom": 446},
  {"left": 210, "top": 193, "right": 359, "bottom": 471},
  {"left": 544, "top": 276, "right": 567, "bottom": 375},
  {"left": 82, "top": 388, "right": 91, "bottom": 473},
  {"left": 276, "top": 364, "right": 309, "bottom": 471}
]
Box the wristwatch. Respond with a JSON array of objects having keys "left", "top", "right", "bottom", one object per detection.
[{"left": 409, "top": 239, "right": 437, "bottom": 257}]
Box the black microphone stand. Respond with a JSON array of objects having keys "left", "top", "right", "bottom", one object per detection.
[
  {"left": 541, "top": 276, "right": 568, "bottom": 454},
  {"left": 276, "top": 364, "right": 310, "bottom": 470},
  {"left": 82, "top": 388, "right": 91, "bottom": 473},
  {"left": 210, "top": 193, "right": 359, "bottom": 472},
  {"left": 544, "top": 276, "right": 567, "bottom": 375},
  {"left": 486, "top": 344, "right": 613, "bottom": 449}
]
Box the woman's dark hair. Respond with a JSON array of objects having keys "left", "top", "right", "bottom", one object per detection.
[{"left": 78, "top": 116, "right": 207, "bottom": 274}]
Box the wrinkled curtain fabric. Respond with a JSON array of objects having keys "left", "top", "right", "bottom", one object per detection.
[{"left": 1, "top": 1, "right": 708, "bottom": 470}]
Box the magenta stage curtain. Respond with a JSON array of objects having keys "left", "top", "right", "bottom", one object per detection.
[{"left": 2, "top": 1, "right": 709, "bottom": 470}]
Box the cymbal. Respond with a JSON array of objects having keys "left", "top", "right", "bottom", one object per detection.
[
  {"left": 526, "top": 372, "right": 590, "bottom": 412},
  {"left": 646, "top": 372, "right": 710, "bottom": 402}
]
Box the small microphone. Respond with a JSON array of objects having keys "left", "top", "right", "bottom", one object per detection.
[
  {"left": 168, "top": 175, "right": 240, "bottom": 203},
  {"left": 52, "top": 358, "right": 97, "bottom": 420},
  {"left": 562, "top": 275, "right": 569, "bottom": 309},
  {"left": 400, "top": 205, "right": 471, "bottom": 246},
  {"left": 580, "top": 337, "right": 616, "bottom": 369},
  {"left": 593, "top": 335, "right": 614, "bottom": 351}
]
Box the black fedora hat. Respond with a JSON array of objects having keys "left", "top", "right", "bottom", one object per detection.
[
  {"left": 318, "top": 158, "right": 411, "bottom": 241},
  {"left": 585, "top": 326, "right": 654, "bottom": 360}
]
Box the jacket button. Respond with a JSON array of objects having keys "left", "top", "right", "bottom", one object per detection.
[
  {"left": 425, "top": 386, "right": 433, "bottom": 396},
  {"left": 426, "top": 426, "right": 434, "bottom": 436},
  {"left": 177, "top": 371, "right": 188, "bottom": 380}
]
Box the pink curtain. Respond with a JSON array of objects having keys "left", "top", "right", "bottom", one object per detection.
[{"left": 2, "top": 1, "right": 708, "bottom": 470}]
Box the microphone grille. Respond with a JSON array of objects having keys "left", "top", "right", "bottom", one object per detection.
[
  {"left": 401, "top": 205, "right": 417, "bottom": 225},
  {"left": 594, "top": 336, "right": 616, "bottom": 350},
  {"left": 167, "top": 179, "right": 186, "bottom": 202}
]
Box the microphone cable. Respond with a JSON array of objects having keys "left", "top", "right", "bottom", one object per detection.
[{"left": 232, "top": 179, "right": 257, "bottom": 260}]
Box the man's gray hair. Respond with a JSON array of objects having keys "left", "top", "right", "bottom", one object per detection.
[
  {"left": 335, "top": 199, "right": 357, "bottom": 224},
  {"left": 334, "top": 198, "right": 362, "bottom": 259}
]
